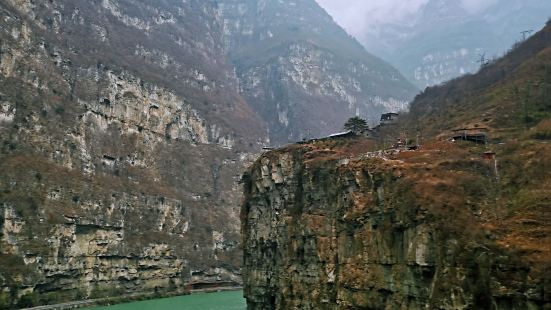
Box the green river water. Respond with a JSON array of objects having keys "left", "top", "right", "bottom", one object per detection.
[{"left": 89, "top": 290, "right": 245, "bottom": 310}]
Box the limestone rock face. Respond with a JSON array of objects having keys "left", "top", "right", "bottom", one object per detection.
[
  {"left": 241, "top": 145, "right": 546, "bottom": 310},
  {"left": 219, "top": 0, "right": 418, "bottom": 144},
  {"left": 0, "top": 0, "right": 418, "bottom": 307},
  {"left": 0, "top": 0, "right": 261, "bottom": 306}
]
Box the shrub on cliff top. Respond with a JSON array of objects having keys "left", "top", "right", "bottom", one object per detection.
[
  {"left": 530, "top": 119, "right": 551, "bottom": 139},
  {"left": 344, "top": 116, "right": 369, "bottom": 135},
  {"left": 17, "top": 293, "right": 38, "bottom": 308},
  {"left": 0, "top": 292, "right": 10, "bottom": 309}
]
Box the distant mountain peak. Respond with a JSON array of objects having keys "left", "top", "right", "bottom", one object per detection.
[
  {"left": 360, "top": 0, "right": 551, "bottom": 88},
  {"left": 220, "top": 0, "right": 417, "bottom": 144}
]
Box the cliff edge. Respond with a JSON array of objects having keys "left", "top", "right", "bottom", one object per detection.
[
  {"left": 241, "top": 21, "right": 551, "bottom": 309},
  {"left": 241, "top": 137, "right": 549, "bottom": 309}
]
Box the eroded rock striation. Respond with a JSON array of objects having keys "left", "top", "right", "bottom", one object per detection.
[
  {"left": 0, "top": 0, "right": 417, "bottom": 307},
  {"left": 219, "top": 0, "right": 417, "bottom": 144},
  {"left": 0, "top": 0, "right": 259, "bottom": 306},
  {"left": 242, "top": 141, "right": 548, "bottom": 309}
]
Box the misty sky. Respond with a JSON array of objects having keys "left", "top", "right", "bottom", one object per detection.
[{"left": 315, "top": 0, "right": 499, "bottom": 38}]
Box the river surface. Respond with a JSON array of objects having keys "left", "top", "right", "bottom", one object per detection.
[{"left": 89, "top": 290, "right": 245, "bottom": 310}]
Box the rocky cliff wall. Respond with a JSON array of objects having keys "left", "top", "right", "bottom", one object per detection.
[
  {"left": 241, "top": 141, "right": 548, "bottom": 309},
  {"left": 0, "top": 0, "right": 420, "bottom": 307},
  {"left": 219, "top": 0, "right": 417, "bottom": 144},
  {"left": 0, "top": 0, "right": 262, "bottom": 307}
]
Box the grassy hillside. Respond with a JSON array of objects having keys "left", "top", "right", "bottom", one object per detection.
[
  {"left": 393, "top": 21, "right": 551, "bottom": 274},
  {"left": 240, "top": 19, "right": 551, "bottom": 309},
  {"left": 406, "top": 20, "right": 551, "bottom": 138},
  {"left": 258, "top": 24, "right": 551, "bottom": 297}
]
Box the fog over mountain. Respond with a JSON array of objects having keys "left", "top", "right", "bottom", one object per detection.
[
  {"left": 317, "top": 0, "right": 551, "bottom": 88},
  {"left": 315, "top": 0, "right": 499, "bottom": 36}
]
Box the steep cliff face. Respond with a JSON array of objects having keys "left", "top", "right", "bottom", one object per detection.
[
  {"left": 220, "top": 0, "right": 417, "bottom": 143},
  {"left": 0, "top": 0, "right": 263, "bottom": 307},
  {"left": 0, "top": 0, "right": 435, "bottom": 307},
  {"left": 241, "top": 21, "right": 551, "bottom": 310},
  {"left": 242, "top": 139, "right": 549, "bottom": 309}
]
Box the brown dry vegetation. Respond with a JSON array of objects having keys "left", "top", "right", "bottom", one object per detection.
[
  {"left": 290, "top": 132, "right": 550, "bottom": 276},
  {"left": 271, "top": 21, "right": 551, "bottom": 287},
  {"left": 241, "top": 20, "right": 551, "bottom": 310},
  {"left": 387, "top": 22, "right": 551, "bottom": 276}
]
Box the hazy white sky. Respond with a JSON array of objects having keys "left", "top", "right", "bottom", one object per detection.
[
  {"left": 315, "top": 0, "right": 499, "bottom": 37},
  {"left": 461, "top": 0, "right": 499, "bottom": 13}
]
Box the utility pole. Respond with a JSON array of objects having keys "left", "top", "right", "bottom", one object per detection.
[
  {"left": 524, "top": 85, "right": 530, "bottom": 129},
  {"left": 546, "top": 66, "right": 551, "bottom": 109},
  {"left": 477, "top": 53, "right": 488, "bottom": 68},
  {"left": 521, "top": 30, "right": 534, "bottom": 41}
]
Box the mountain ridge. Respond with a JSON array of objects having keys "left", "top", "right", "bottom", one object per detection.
[
  {"left": 241, "top": 20, "right": 551, "bottom": 309},
  {"left": 0, "top": 0, "right": 417, "bottom": 307},
  {"left": 220, "top": 0, "right": 417, "bottom": 143},
  {"left": 360, "top": 0, "right": 551, "bottom": 88}
]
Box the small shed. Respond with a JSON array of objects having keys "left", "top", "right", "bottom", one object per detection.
[
  {"left": 451, "top": 127, "right": 489, "bottom": 144},
  {"left": 364, "top": 128, "right": 378, "bottom": 138},
  {"left": 328, "top": 131, "right": 354, "bottom": 139},
  {"left": 482, "top": 151, "right": 496, "bottom": 160},
  {"left": 380, "top": 113, "right": 399, "bottom": 125},
  {"left": 299, "top": 131, "right": 355, "bottom": 144}
]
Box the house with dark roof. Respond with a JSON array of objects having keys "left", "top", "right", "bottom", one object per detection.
[
  {"left": 380, "top": 112, "right": 399, "bottom": 125},
  {"left": 450, "top": 127, "right": 488, "bottom": 144}
]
